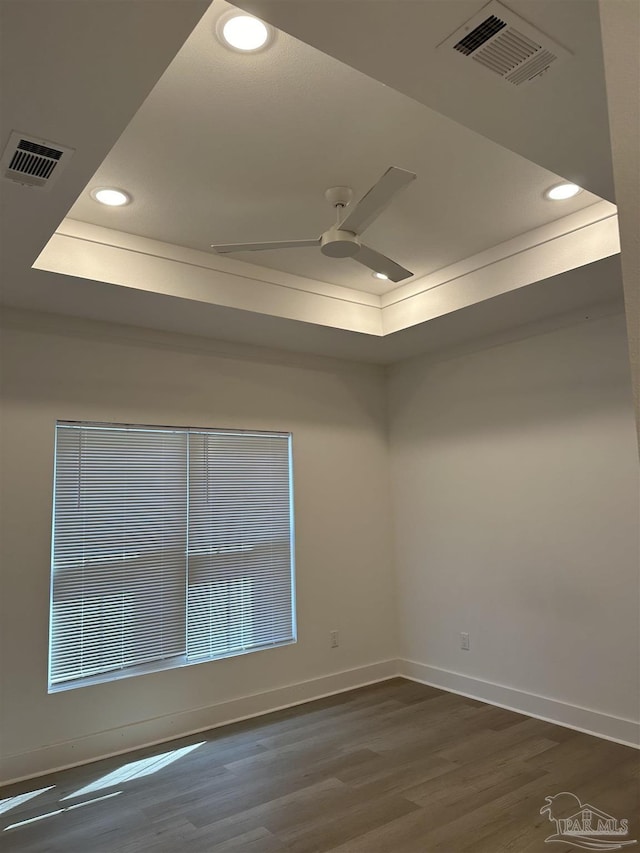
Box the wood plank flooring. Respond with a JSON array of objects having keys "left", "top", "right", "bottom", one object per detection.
[{"left": 1, "top": 679, "right": 638, "bottom": 852}]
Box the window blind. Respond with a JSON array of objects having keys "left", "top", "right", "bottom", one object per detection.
[
  {"left": 187, "top": 431, "right": 294, "bottom": 660},
  {"left": 50, "top": 422, "right": 295, "bottom": 689}
]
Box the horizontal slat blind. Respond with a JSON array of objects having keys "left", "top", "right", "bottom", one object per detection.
[
  {"left": 51, "top": 424, "right": 188, "bottom": 685},
  {"left": 187, "top": 431, "right": 294, "bottom": 660},
  {"left": 50, "top": 422, "right": 295, "bottom": 689}
]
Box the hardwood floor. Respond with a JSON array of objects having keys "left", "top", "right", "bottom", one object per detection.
[{"left": 1, "top": 679, "right": 638, "bottom": 852}]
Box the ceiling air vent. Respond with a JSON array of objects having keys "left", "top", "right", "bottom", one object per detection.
[
  {"left": 438, "top": 0, "right": 571, "bottom": 87},
  {"left": 1, "top": 131, "right": 74, "bottom": 189}
]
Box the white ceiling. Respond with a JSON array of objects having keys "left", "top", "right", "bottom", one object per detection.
[
  {"left": 235, "top": 0, "right": 615, "bottom": 202},
  {"left": 67, "top": 0, "right": 600, "bottom": 296},
  {"left": 0, "top": 0, "right": 627, "bottom": 364}
]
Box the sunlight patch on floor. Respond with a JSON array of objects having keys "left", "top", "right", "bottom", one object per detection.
[
  {"left": 61, "top": 742, "right": 204, "bottom": 800},
  {"left": 0, "top": 787, "right": 54, "bottom": 817},
  {"left": 3, "top": 791, "right": 121, "bottom": 831}
]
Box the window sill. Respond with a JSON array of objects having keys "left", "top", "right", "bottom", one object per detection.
[{"left": 48, "top": 637, "right": 297, "bottom": 693}]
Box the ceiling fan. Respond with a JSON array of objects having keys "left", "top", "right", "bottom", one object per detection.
[{"left": 211, "top": 166, "right": 417, "bottom": 283}]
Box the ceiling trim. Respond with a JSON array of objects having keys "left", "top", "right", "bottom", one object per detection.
[
  {"left": 55, "top": 220, "right": 380, "bottom": 309},
  {"left": 35, "top": 224, "right": 383, "bottom": 337},
  {"left": 382, "top": 212, "right": 619, "bottom": 334},
  {"left": 381, "top": 201, "right": 617, "bottom": 308},
  {"left": 34, "top": 204, "right": 620, "bottom": 340}
]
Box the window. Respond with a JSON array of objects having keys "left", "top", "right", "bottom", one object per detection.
[{"left": 49, "top": 421, "right": 295, "bottom": 690}]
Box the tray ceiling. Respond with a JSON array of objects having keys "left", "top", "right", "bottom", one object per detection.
[
  {"left": 66, "top": 0, "right": 601, "bottom": 296},
  {"left": 0, "top": 0, "right": 627, "bottom": 364}
]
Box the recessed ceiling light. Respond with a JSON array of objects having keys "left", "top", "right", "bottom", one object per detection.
[
  {"left": 373, "top": 272, "right": 389, "bottom": 280},
  {"left": 220, "top": 14, "right": 271, "bottom": 52},
  {"left": 545, "top": 182, "right": 582, "bottom": 201},
  {"left": 91, "top": 187, "right": 131, "bottom": 207}
]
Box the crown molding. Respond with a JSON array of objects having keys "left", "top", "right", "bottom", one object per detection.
[{"left": 34, "top": 203, "right": 620, "bottom": 340}]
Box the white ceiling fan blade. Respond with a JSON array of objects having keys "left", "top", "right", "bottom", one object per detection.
[
  {"left": 338, "top": 166, "right": 416, "bottom": 235},
  {"left": 354, "top": 244, "right": 413, "bottom": 283},
  {"left": 211, "top": 238, "right": 319, "bottom": 253}
]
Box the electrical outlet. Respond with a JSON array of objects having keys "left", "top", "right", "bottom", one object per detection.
[
  {"left": 330, "top": 630, "right": 339, "bottom": 648},
  {"left": 461, "top": 632, "right": 470, "bottom": 651}
]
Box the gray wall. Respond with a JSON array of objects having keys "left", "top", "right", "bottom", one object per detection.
[
  {"left": 388, "top": 313, "right": 639, "bottom": 728},
  {"left": 0, "top": 311, "right": 397, "bottom": 781},
  {"left": 1, "top": 307, "right": 638, "bottom": 781}
]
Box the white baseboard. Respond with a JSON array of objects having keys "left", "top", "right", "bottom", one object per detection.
[
  {"left": 0, "top": 659, "right": 398, "bottom": 785},
  {"left": 4, "top": 658, "right": 637, "bottom": 785},
  {"left": 399, "top": 659, "right": 640, "bottom": 749}
]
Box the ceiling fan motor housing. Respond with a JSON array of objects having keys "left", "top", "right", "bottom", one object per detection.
[{"left": 320, "top": 226, "right": 361, "bottom": 258}]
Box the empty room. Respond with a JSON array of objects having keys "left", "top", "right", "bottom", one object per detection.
[{"left": 0, "top": 1, "right": 638, "bottom": 851}]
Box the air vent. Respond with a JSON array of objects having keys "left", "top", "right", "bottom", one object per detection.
[
  {"left": 1, "top": 132, "right": 74, "bottom": 189},
  {"left": 439, "top": 0, "right": 571, "bottom": 87},
  {"left": 453, "top": 15, "right": 507, "bottom": 56}
]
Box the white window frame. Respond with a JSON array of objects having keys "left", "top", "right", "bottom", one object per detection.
[{"left": 48, "top": 421, "right": 296, "bottom": 692}]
